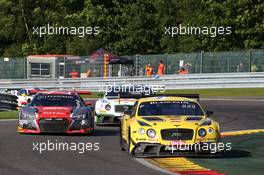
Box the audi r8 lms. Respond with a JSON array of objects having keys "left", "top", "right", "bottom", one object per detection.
[
  {"left": 120, "top": 94, "right": 221, "bottom": 157},
  {"left": 95, "top": 85, "right": 152, "bottom": 125},
  {"left": 18, "top": 91, "right": 94, "bottom": 134}
]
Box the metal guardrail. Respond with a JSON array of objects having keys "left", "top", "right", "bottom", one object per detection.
[
  {"left": 0, "top": 93, "right": 18, "bottom": 111},
  {"left": 0, "top": 72, "right": 264, "bottom": 91}
]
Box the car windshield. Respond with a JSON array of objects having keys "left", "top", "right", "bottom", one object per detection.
[
  {"left": 30, "top": 94, "right": 81, "bottom": 107},
  {"left": 138, "top": 101, "right": 204, "bottom": 116}
]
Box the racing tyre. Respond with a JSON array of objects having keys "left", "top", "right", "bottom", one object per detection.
[
  {"left": 119, "top": 125, "right": 126, "bottom": 151},
  {"left": 127, "top": 128, "right": 132, "bottom": 154}
]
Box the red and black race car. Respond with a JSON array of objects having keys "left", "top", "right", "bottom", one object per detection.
[{"left": 18, "top": 91, "right": 94, "bottom": 134}]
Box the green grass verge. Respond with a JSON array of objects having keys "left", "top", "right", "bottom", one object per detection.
[
  {"left": 0, "top": 111, "right": 18, "bottom": 119},
  {"left": 190, "top": 133, "right": 264, "bottom": 175},
  {"left": 164, "top": 88, "right": 264, "bottom": 97}
]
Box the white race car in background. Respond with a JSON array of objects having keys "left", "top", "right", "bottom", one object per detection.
[
  {"left": 5, "top": 88, "right": 47, "bottom": 107},
  {"left": 95, "top": 85, "right": 152, "bottom": 125}
]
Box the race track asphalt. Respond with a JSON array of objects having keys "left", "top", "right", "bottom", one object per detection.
[
  {"left": 0, "top": 99, "right": 263, "bottom": 175},
  {"left": 200, "top": 99, "right": 264, "bottom": 131}
]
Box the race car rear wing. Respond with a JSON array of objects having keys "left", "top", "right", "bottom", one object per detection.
[
  {"left": 119, "top": 93, "right": 200, "bottom": 101},
  {"left": 66, "top": 90, "right": 92, "bottom": 95},
  {"left": 28, "top": 89, "right": 48, "bottom": 94},
  {"left": 5, "top": 88, "right": 21, "bottom": 96},
  {"left": 37, "top": 90, "right": 92, "bottom": 95},
  {"left": 117, "top": 92, "right": 153, "bottom": 99},
  {"left": 165, "top": 94, "right": 200, "bottom": 101},
  {"left": 145, "top": 94, "right": 200, "bottom": 101},
  {"left": 5, "top": 88, "right": 22, "bottom": 92},
  {"left": 5, "top": 88, "right": 48, "bottom": 95}
]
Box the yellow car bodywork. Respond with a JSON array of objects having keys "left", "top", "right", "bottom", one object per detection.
[{"left": 120, "top": 96, "right": 221, "bottom": 157}]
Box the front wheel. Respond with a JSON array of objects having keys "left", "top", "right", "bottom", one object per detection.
[
  {"left": 127, "top": 128, "right": 132, "bottom": 154},
  {"left": 119, "top": 125, "right": 126, "bottom": 151}
]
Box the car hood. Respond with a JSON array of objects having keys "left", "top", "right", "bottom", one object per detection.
[{"left": 138, "top": 115, "right": 207, "bottom": 129}]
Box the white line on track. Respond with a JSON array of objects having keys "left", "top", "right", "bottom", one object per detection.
[{"left": 134, "top": 158, "right": 178, "bottom": 175}]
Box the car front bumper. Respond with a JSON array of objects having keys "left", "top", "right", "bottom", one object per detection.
[
  {"left": 95, "top": 114, "right": 121, "bottom": 125},
  {"left": 131, "top": 142, "right": 222, "bottom": 158},
  {"left": 18, "top": 118, "right": 94, "bottom": 134}
]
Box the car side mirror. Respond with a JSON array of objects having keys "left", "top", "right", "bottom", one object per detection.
[
  {"left": 206, "top": 111, "right": 214, "bottom": 117},
  {"left": 124, "top": 109, "right": 131, "bottom": 115}
]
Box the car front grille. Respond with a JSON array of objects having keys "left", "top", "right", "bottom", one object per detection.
[
  {"left": 114, "top": 105, "right": 132, "bottom": 113},
  {"left": 161, "top": 128, "right": 194, "bottom": 140},
  {"left": 101, "top": 116, "right": 120, "bottom": 124},
  {"left": 38, "top": 118, "right": 69, "bottom": 133}
]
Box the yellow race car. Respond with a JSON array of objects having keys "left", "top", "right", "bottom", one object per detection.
[{"left": 120, "top": 94, "right": 221, "bottom": 157}]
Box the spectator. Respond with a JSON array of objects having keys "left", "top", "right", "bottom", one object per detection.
[
  {"left": 184, "top": 63, "right": 192, "bottom": 73},
  {"left": 86, "top": 69, "right": 92, "bottom": 77},
  {"left": 118, "top": 69, "right": 122, "bottom": 77},
  {"left": 178, "top": 67, "right": 189, "bottom": 75},
  {"left": 145, "top": 63, "right": 153, "bottom": 77},
  {"left": 93, "top": 68, "right": 97, "bottom": 77},
  {"left": 251, "top": 64, "right": 258, "bottom": 72},
  {"left": 69, "top": 68, "right": 79, "bottom": 79},
  {"left": 236, "top": 63, "right": 244, "bottom": 72},
  {"left": 139, "top": 68, "right": 144, "bottom": 76},
  {"left": 157, "top": 60, "right": 165, "bottom": 75},
  {"left": 128, "top": 66, "right": 135, "bottom": 76},
  {"left": 124, "top": 66, "right": 129, "bottom": 76},
  {"left": 167, "top": 64, "right": 173, "bottom": 74}
]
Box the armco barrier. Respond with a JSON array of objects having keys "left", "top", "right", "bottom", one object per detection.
[
  {"left": 0, "top": 93, "right": 18, "bottom": 111},
  {"left": 0, "top": 72, "right": 264, "bottom": 91}
]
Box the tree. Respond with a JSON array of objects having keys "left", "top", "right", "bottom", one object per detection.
[{"left": 0, "top": 0, "right": 263, "bottom": 56}]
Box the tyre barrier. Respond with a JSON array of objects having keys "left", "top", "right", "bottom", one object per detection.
[{"left": 0, "top": 93, "right": 18, "bottom": 111}]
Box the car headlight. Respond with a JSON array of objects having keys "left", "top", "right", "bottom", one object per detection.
[
  {"left": 72, "top": 114, "right": 86, "bottom": 120},
  {"left": 208, "top": 127, "right": 214, "bottom": 134},
  {"left": 20, "top": 113, "right": 36, "bottom": 120},
  {"left": 198, "top": 128, "right": 207, "bottom": 137},
  {"left": 138, "top": 128, "right": 145, "bottom": 135},
  {"left": 147, "top": 129, "right": 156, "bottom": 138},
  {"left": 105, "top": 104, "right": 111, "bottom": 111}
]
